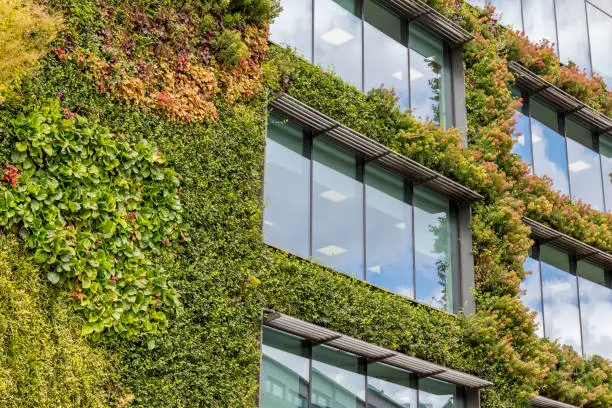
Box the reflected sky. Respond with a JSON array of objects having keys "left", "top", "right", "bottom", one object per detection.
[
  {"left": 599, "top": 137, "right": 612, "bottom": 212},
  {"left": 555, "top": 0, "right": 591, "bottom": 74},
  {"left": 520, "top": 256, "right": 544, "bottom": 337},
  {"left": 522, "top": 0, "right": 558, "bottom": 52},
  {"left": 531, "top": 117, "right": 570, "bottom": 196},
  {"left": 488, "top": 0, "right": 523, "bottom": 29},
  {"left": 368, "top": 363, "right": 416, "bottom": 408},
  {"left": 419, "top": 378, "right": 458, "bottom": 408},
  {"left": 579, "top": 276, "right": 612, "bottom": 359},
  {"left": 312, "top": 346, "right": 366, "bottom": 407},
  {"left": 512, "top": 110, "right": 533, "bottom": 167},
  {"left": 566, "top": 134, "right": 604, "bottom": 210},
  {"left": 587, "top": 3, "right": 612, "bottom": 87},
  {"left": 270, "top": 0, "right": 313, "bottom": 59}
]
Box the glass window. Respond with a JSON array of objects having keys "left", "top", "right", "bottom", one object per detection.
[
  {"left": 313, "top": 139, "right": 364, "bottom": 278},
  {"left": 511, "top": 88, "right": 533, "bottom": 166},
  {"left": 588, "top": 0, "right": 612, "bottom": 15},
  {"left": 264, "top": 115, "right": 311, "bottom": 257},
  {"left": 600, "top": 136, "right": 612, "bottom": 211},
  {"left": 488, "top": 0, "right": 524, "bottom": 29},
  {"left": 314, "top": 0, "right": 363, "bottom": 88},
  {"left": 587, "top": 3, "right": 612, "bottom": 87},
  {"left": 577, "top": 261, "right": 612, "bottom": 359},
  {"left": 364, "top": 1, "right": 410, "bottom": 111},
  {"left": 530, "top": 100, "right": 570, "bottom": 195},
  {"left": 365, "top": 165, "right": 413, "bottom": 297},
  {"left": 409, "top": 25, "right": 446, "bottom": 126},
  {"left": 312, "top": 346, "right": 366, "bottom": 408},
  {"left": 419, "top": 378, "right": 463, "bottom": 408},
  {"left": 566, "top": 119, "right": 604, "bottom": 210},
  {"left": 414, "top": 186, "right": 454, "bottom": 312},
  {"left": 368, "top": 363, "right": 417, "bottom": 408},
  {"left": 261, "top": 328, "right": 310, "bottom": 408},
  {"left": 555, "top": 0, "right": 592, "bottom": 74},
  {"left": 540, "top": 245, "right": 582, "bottom": 353},
  {"left": 270, "top": 0, "right": 313, "bottom": 60},
  {"left": 521, "top": 254, "right": 544, "bottom": 337},
  {"left": 522, "top": 0, "right": 558, "bottom": 52}
]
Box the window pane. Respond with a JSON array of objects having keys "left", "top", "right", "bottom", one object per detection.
[
  {"left": 530, "top": 100, "right": 570, "bottom": 195},
  {"left": 315, "top": 0, "right": 363, "bottom": 88},
  {"left": 566, "top": 120, "right": 604, "bottom": 210},
  {"left": 587, "top": 3, "right": 612, "bottom": 87},
  {"left": 261, "top": 328, "right": 310, "bottom": 408},
  {"left": 410, "top": 25, "right": 446, "bottom": 126},
  {"left": 264, "top": 115, "right": 310, "bottom": 257},
  {"left": 556, "top": 0, "right": 591, "bottom": 73},
  {"left": 540, "top": 245, "right": 582, "bottom": 353},
  {"left": 488, "top": 0, "right": 524, "bottom": 29},
  {"left": 364, "top": 1, "right": 409, "bottom": 111},
  {"left": 522, "top": 0, "right": 558, "bottom": 52},
  {"left": 600, "top": 136, "right": 612, "bottom": 211},
  {"left": 521, "top": 255, "right": 544, "bottom": 337},
  {"left": 270, "top": 0, "right": 313, "bottom": 60},
  {"left": 313, "top": 139, "right": 364, "bottom": 278},
  {"left": 312, "top": 346, "right": 366, "bottom": 408},
  {"left": 588, "top": 0, "right": 612, "bottom": 15},
  {"left": 368, "top": 363, "right": 417, "bottom": 407},
  {"left": 419, "top": 378, "right": 462, "bottom": 408},
  {"left": 512, "top": 110, "right": 533, "bottom": 166},
  {"left": 414, "top": 186, "right": 453, "bottom": 312},
  {"left": 578, "top": 261, "right": 612, "bottom": 359},
  {"left": 365, "top": 165, "right": 413, "bottom": 297}
]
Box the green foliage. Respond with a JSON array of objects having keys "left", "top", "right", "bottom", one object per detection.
[
  {"left": 0, "top": 234, "right": 120, "bottom": 407},
  {"left": 213, "top": 29, "right": 249, "bottom": 68},
  {"left": 1, "top": 98, "right": 183, "bottom": 339}
]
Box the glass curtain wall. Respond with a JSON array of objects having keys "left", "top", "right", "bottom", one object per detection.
[
  {"left": 520, "top": 242, "right": 612, "bottom": 359},
  {"left": 467, "top": 1, "right": 612, "bottom": 87},
  {"left": 270, "top": 0, "right": 450, "bottom": 126},
  {"left": 263, "top": 116, "right": 458, "bottom": 313},
  {"left": 511, "top": 94, "right": 611, "bottom": 211},
  {"left": 261, "top": 327, "right": 465, "bottom": 408}
]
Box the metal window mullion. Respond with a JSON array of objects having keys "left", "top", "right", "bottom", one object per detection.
[
  {"left": 536, "top": 242, "right": 547, "bottom": 338},
  {"left": 308, "top": 341, "right": 313, "bottom": 408},
  {"left": 583, "top": 0, "right": 595, "bottom": 75},
  {"left": 519, "top": 0, "right": 526, "bottom": 33},
  {"left": 407, "top": 22, "right": 412, "bottom": 113},
  {"left": 525, "top": 93, "right": 536, "bottom": 172},
  {"left": 551, "top": 0, "right": 561, "bottom": 56},
  {"left": 409, "top": 182, "right": 417, "bottom": 300},
  {"left": 361, "top": 157, "right": 367, "bottom": 281},
  {"left": 561, "top": 113, "right": 574, "bottom": 200},
  {"left": 308, "top": 129, "right": 314, "bottom": 259},
  {"left": 361, "top": 0, "right": 365, "bottom": 92},
  {"left": 311, "top": 0, "right": 315, "bottom": 63},
  {"left": 572, "top": 256, "right": 586, "bottom": 355}
]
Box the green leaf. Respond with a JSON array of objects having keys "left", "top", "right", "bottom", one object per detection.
[{"left": 47, "top": 271, "right": 60, "bottom": 284}]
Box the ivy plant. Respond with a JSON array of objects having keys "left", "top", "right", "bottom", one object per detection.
[{"left": 1, "top": 98, "right": 183, "bottom": 339}]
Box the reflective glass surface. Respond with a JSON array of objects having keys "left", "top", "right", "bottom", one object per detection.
[
  {"left": 530, "top": 100, "right": 570, "bottom": 195},
  {"left": 556, "top": 0, "right": 591, "bottom": 73},
  {"left": 488, "top": 0, "right": 523, "bottom": 29},
  {"left": 540, "top": 245, "right": 582, "bottom": 353},
  {"left": 587, "top": 3, "right": 612, "bottom": 86},
  {"left": 312, "top": 346, "right": 366, "bottom": 408},
  {"left": 419, "top": 378, "right": 462, "bottom": 408},
  {"left": 521, "top": 255, "right": 544, "bottom": 337},
  {"left": 566, "top": 119, "right": 604, "bottom": 210},
  {"left": 314, "top": 0, "right": 363, "bottom": 88},
  {"left": 368, "top": 363, "right": 417, "bottom": 408},
  {"left": 588, "top": 0, "right": 612, "bottom": 15},
  {"left": 414, "top": 186, "right": 453, "bottom": 312},
  {"left": 261, "top": 328, "right": 310, "bottom": 408},
  {"left": 577, "top": 261, "right": 612, "bottom": 359},
  {"left": 522, "top": 0, "right": 558, "bottom": 51},
  {"left": 313, "top": 139, "right": 364, "bottom": 278},
  {"left": 600, "top": 136, "right": 612, "bottom": 211},
  {"left": 364, "top": 1, "right": 409, "bottom": 111},
  {"left": 365, "top": 165, "right": 414, "bottom": 297},
  {"left": 512, "top": 109, "right": 533, "bottom": 166},
  {"left": 264, "top": 115, "right": 310, "bottom": 257},
  {"left": 410, "top": 25, "right": 446, "bottom": 126},
  {"left": 270, "top": 0, "right": 313, "bottom": 59}
]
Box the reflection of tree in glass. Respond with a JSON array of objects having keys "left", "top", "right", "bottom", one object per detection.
[
  {"left": 426, "top": 57, "right": 442, "bottom": 125},
  {"left": 430, "top": 215, "right": 450, "bottom": 310}
]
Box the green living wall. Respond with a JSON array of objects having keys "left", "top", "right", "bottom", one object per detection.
[{"left": 0, "top": 0, "right": 611, "bottom": 407}]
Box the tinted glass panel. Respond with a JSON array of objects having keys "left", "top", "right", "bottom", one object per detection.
[
  {"left": 522, "top": 0, "right": 558, "bottom": 51},
  {"left": 419, "top": 378, "right": 462, "bottom": 408},
  {"left": 364, "top": 2, "right": 409, "bottom": 111},
  {"left": 512, "top": 110, "right": 533, "bottom": 166},
  {"left": 530, "top": 100, "right": 570, "bottom": 195},
  {"left": 540, "top": 245, "right": 582, "bottom": 353},
  {"left": 578, "top": 261, "right": 612, "bottom": 359},
  {"left": 312, "top": 346, "right": 366, "bottom": 408},
  {"left": 313, "top": 139, "right": 364, "bottom": 278},
  {"left": 566, "top": 120, "right": 604, "bottom": 210},
  {"left": 587, "top": 3, "right": 612, "bottom": 86},
  {"left": 270, "top": 0, "right": 313, "bottom": 59},
  {"left": 600, "top": 136, "right": 612, "bottom": 211},
  {"left": 588, "top": 0, "right": 612, "bottom": 15},
  {"left": 414, "top": 186, "right": 453, "bottom": 312},
  {"left": 556, "top": 0, "right": 591, "bottom": 73},
  {"left": 264, "top": 116, "right": 310, "bottom": 257},
  {"left": 262, "top": 328, "right": 310, "bottom": 408},
  {"left": 521, "top": 256, "right": 544, "bottom": 337},
  {"left": 365, "top": 165, "right": 413, "bottom": 297},
  {"left": 368, "top": 363, "right": 417, "bottom": 408},
  {"left": 488, "top": 0, "right": 523, "bottom": 29},
  {"left": 410, "top": 25, "right": 446, "bottom": 126},
  {"left": 315, "top": 0, "right": 363, "bottom": 88}
]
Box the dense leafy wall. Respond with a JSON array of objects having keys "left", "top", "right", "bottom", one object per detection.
[{"left": 0, "top": 0, "right": 611, "bottom": 407}]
